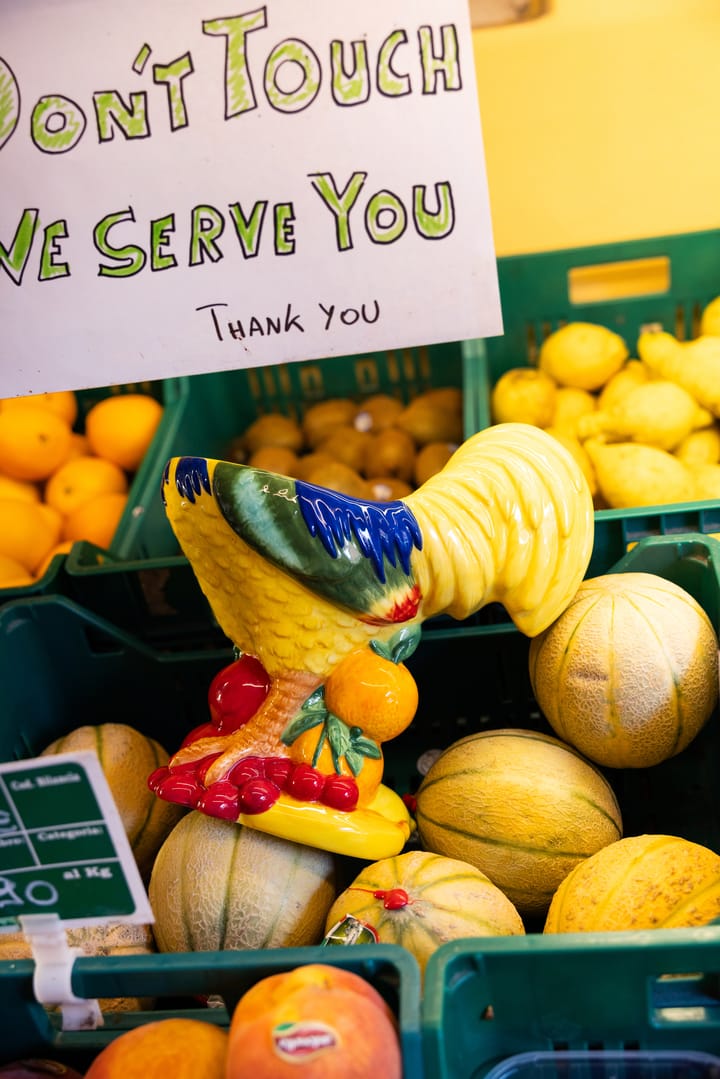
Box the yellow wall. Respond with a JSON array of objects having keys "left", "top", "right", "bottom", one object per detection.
[{"left": 473, "top": 0, "right": 720, "bottom": 254}]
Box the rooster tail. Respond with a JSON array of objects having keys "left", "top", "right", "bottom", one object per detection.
[{"left": 404, "top": 423, "right": 594, "bottom": 637}]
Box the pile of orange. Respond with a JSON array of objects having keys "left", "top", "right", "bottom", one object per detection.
[{"left": 0, "top": 388, "right": 164, "bottom": 588}]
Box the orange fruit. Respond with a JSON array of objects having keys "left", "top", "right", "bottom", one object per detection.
[
  {"left": 45, "top": 454, "right": 128, "bottom": 517},
  {"left": 86, "top": 393, "right": 164, "bottom": 471},
  {"left": 63, "top": 490, "right": 128, "bottom": 548},
  {"left": 290, "top": 724, "right": 384, "bottom": 805},
  {"left": 1, "top": 389, "right": 78, "bottom": 426},
  {"left": 0, "top": 554, "right": 35, "bottom": 588},
  {"left": 35, "top": 539, "right": 74, "bottom": 579},
  {"left": 0, "top": 404, "right": 73, "bottom": 481},
  {"left": 67, "top": 431, "right": 91, "bottom": 460},
  {"left": 0, "top": 497, "right": 62, "bottom": 572},
  {"left": 0, "top": 474, "right": 40, "bottom": 503},
  {"left": 324, "top": 646, "right": 419, "bottom": 743},
  {"left": 84, "top": 1017, "right": 228, "bottom": 1079}
]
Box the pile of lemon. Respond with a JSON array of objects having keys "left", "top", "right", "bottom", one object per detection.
[
  {"left": 0, "top": 390, "right": 164, "bottom": 589},
  {"left": 490, "top": 309, "right": 720, "bottom": 511}
]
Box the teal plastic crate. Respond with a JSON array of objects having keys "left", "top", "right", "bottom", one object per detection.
[
  {"left": 484, "top": 1050, "right": 720, "bottom": 1079},
  {"left": 463, "top": 227, "right": 720, "bottom": 579},
  {"left": 422, "top": 930, "right": 720, "bottom": 1079},
  {"left": 0, "top": 944, "right": 422, "bottom": 1071},
  {"left": 2, "top": 533, "right": 720, "bottom": 1072}
]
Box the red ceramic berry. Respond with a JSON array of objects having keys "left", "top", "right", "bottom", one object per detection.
[
  {"left": 147, "top": 765, "right": 169, "bottom": 792},
  {"left": 228, "top": 756, "right": 266, "bottom": 786},
  {"left": 238, "top": 778, "right": 281, "bottom": 814},
  {"left": 287, "top": 763, "right": 326, "bottom": 802},
  {"left": 179, "top": 721, "right": 216, "bottom": 748},
  {"left": 321, "top": 775, "right": 359, "bottom": 811},
  {"left": 208, "top": 654, "right": 271, "bottom": 732},
  {"left": 264, "top": 757, "right": 293, "bottom": 790},
  {"left": 155, "top": 771, "right": 204, "bottom": 808},
  {"left": 196, "top": 780, "right": 240, "bottom": 820}
]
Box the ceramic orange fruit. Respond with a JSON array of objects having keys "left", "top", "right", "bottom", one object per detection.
[
  {"left": 86, "top": 393, "right": 163, "bottom": 471},
  {"left": 324, "top": 642, "right": 419, "bottom": 744},
  {"left": 0, "top": 404, "right": 72, "bottom": 481},
  {"left": 84, "top": 1018, "right": 228, "bottom": 1079},
  {"left": 226, "top": 963, "right": 402, "bottom": 1078},
  {"left": 289, "top": 724, "right": 384, "bottom": 805}
]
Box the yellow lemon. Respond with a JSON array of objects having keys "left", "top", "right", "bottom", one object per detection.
[
  {"left": 700, "top": 294, "right": 720, "bottom": 336},
  {"left": 539, "top": 322, "right": 629, "bottom": 391},
  {"left": 550, "top": 386, "right": 596, "bottom": 435},
  {"left": 490, "top": 366, "right": 557, "bottom": 426}
]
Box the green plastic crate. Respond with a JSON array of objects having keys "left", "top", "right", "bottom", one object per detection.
[
  {"left": 464, "top": 227, "right": 720, "bottom": 579},
  {"left": 0, "top": 944, "right": 422, "bottom": 1071},
  {"left": 2, "top": 533, "right": 720, "bottom": 1072},
  {"left": 422, "top": 930, "right": 720, "bottom": 1079}
]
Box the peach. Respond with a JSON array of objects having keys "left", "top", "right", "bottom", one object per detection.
[
  {"left": 227, "top": 964, "right": 402, "bottom": 1078},
  {"left": 84, "top": 1018, "right": 227, "bottom": 1079}
]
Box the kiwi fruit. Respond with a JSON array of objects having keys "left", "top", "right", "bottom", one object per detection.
[
  {"left": 243, "top": 413, "right": 304, "bottom": 455},
  {"left": 353, "top": 393, "right": 404, "bottom": 434},
  {"left": 396, "top": 393, "right": 463, "bottom": 446},
  {"left": 316, "top": 425, "right": 371, "bottom": 474},
  {"left": 413, "top": 441, "right": 457, "bottom": 486},
  {"left": 363, "top": 428, "right": 416, "bottom": 483},
  {"left": 248, "top": 445, "right": 301, "bottom": 476},
  {"left": 301, "top": 459, "right": 369, "bottom": 498},
  {"left": 302, "top": 398, "right": 357, "bottom": 449},
  {"left": 367, "top": 477, "right": 414, "bottom": 501}
]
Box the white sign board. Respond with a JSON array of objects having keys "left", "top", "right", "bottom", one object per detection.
[{"left": 0, "top": 0, "right": 502, "bottom": 396}]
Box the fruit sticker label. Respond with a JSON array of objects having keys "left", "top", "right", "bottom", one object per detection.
[
  {"left": 0, "top": 0, "right": 502, "bottom": 396},
  {"left": 273, "top": 1021, "right": 339, "bottom": 1062},
  {"left": 0, "top": 751, "right": 153, "bottom": 930}
]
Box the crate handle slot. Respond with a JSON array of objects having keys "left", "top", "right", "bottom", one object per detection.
[{"left": 568, "top": 256, "right": 671, "bottom": 305}]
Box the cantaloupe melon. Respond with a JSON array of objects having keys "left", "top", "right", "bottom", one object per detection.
[
  {"left": 415, "top": 729, "right": 622, "bottom": 918},
  {"left": 529, "top": 572, "right": 719, "bottom": 769},
  {"left": 324, "top": 849, "right": 524, "bottom": 977},
  {"left": 41, "top": 722, "right": 184, "bottom": 880},
  {"left": 148, "top": 811, "right": 337, "bottom": 952},
  {"left": 544, "top": 833, "right": 720, "bottom": 932}
]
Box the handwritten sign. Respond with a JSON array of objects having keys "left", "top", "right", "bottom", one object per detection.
[
  {"left": 0, "top": 0, "right": 502, "bottom": 396},
  {"left": 0, "top": 752, "right": 153, "bottom": 930}
]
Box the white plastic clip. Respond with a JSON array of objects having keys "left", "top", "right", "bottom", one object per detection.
[{"left": 19, "top": 913, "right": 103, "bottom": 1031}]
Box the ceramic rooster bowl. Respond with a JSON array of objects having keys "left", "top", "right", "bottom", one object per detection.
[{"left": 149, "top": 421, "right": 594, "bottom": 859}]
